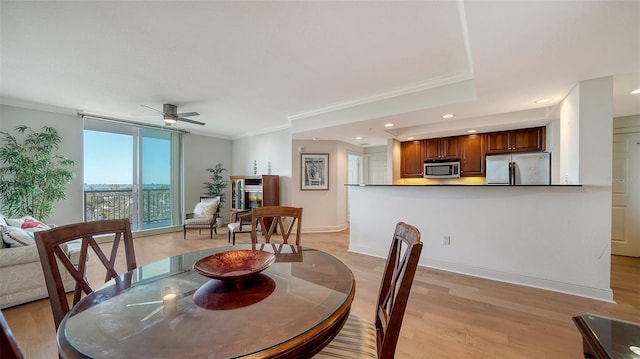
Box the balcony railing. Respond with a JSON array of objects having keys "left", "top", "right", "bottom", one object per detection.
[{"left": 84, "top": 188, "right": 172, "bottom": 229}]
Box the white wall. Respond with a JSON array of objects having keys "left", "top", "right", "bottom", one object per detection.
[
  {"left": 231, "top": 128, "right": 293, "bottom": 207},
  {"left": 578, "top": 76, "right": 613, "bottom": 186},
  {"left": 389, "top": 138, "right": 401, "bottom": 183},
  {"left": 0, "top": 105, "right": 84, "bottom": 225},
  {"left": 559, "top": 85, "right": 581, "bottom": 184},
  {"left": 291, "top": 139, "right": 360, "bottom": 232},
  {"left": 231, "top": 129, "right": 292, "bottom": 177},
  {"left": 183, "top": 133, "right": 232, "bottom": 222},
  {"left": 349, "top": 185, "right": 613, "bottom": 301},
  {"left": 547, "top": 119, "right": 561, "bottom": 184}
]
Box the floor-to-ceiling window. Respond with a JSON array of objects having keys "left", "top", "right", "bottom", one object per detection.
[{"left": 83, "top": 117, "right": 182, "bottom": 231}]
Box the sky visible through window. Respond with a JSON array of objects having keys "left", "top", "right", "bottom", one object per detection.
[{"left": 84, "top": 130, "right": 170, "bottom": 185}]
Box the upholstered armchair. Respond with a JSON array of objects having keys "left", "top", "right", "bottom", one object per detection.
[{"left": 183, "top": 197, "right": 220, "bottom": 239}]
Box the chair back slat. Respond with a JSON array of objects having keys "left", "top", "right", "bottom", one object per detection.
[
  {"left": 35, "top": 218, "right": 137, "bottom": 330},
  {"left": 251, "top": 206, "right": 303, "bottom": 245},
  {"left": 376, "top": 222, "right": 422, "bottom": 359},
  {"left": 0, "top": 309, "right": 23, "bottom": 359}
]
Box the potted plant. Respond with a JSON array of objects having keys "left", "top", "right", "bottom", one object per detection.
[
  {"left": 203, "top": 163, "right": 228, "bottom": 227},
  {"left": 0, "top": 125, "right": 78, "bottom": 221}
]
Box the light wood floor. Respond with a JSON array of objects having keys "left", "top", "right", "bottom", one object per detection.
[{"left": 4, "top": 229, "right": 640, "bottom": 358}]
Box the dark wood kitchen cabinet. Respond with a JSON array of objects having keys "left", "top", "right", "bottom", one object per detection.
[
  {"left": 460, "top": 134, "right": 485, "bottom": 176},
  {"left": 400, "top": 140, "right": 424, "bottom": 178},
  {"left": 485, "top": 127, "right": 546, "bottom": 154},
  {"left": 424, "top": 137, "right": 460, "bottom": 160},
  {"left": 399, "top": 125, "right": 546, "bottom": 178}
]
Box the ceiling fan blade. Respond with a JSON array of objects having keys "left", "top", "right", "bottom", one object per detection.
[
  {"left": 141, "top": 104, "right": 164, "bottom": 115},
  {"left": 178, "top": 117, "right": 205, "bottom": 126},
  {"left": 177, "top": 111, "right": 200, "bottom": 117}
]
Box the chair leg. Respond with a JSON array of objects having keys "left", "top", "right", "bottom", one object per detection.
[
  {"left": 183, "top": 226, "right": 186, "bottom": 240},
  {"left": 228, "top": 230, "right": 231, "bottom": 243}
]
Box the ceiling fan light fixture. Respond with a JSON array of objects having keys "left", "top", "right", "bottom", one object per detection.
[{"left": 142, "top": 103, "right": 205, "bottom": 126}]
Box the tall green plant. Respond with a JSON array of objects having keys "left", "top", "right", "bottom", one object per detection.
[
  {"left": 203, "top": 163, "right": 228, "bottom": 209},
  {"left": 0, "top": 125, "right": 77, "bottom": 220}
]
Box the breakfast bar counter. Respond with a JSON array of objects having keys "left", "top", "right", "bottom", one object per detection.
[{"left": 347, "top": 183, "right": 611, "bottom": 302}]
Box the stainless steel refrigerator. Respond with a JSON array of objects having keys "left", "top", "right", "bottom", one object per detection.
[{"left": 485, "top": 152, "right": 551, "bottom": 185}]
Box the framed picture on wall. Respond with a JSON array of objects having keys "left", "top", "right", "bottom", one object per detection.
[{"left": 301, "top": 153, "right": 329, "bottom": 190}]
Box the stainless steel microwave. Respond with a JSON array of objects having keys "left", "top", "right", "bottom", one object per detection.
[{"left": 423, "top": 159, "right": 460, "bottom": 178}]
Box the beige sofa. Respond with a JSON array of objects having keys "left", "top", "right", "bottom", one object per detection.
[
  {"left": 0, "top": 214, "right": 82, "bottom": 309},
  {"left": 0, "top": 241, "right": 80, "bottom": 309}
]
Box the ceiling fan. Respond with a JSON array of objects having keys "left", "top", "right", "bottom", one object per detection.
[{"left": 141, "top": 104, "right": 205, "bottom": 126}]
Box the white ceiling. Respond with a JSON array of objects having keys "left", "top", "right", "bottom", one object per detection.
[{"left": 1, "top": 1, "right": 638, "bottom": 147}]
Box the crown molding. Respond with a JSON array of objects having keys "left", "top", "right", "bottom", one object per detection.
[
  {"left": 0, "top": 97, "right": 79, "bottom": 116},
  {"left": 231, "top": 123, "right": 291, "bottom": 140},
  {"left": 288, "top": 73, "right": 474, "bottom": 121}
]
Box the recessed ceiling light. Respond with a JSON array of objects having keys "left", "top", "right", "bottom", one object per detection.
[
  {"left": 467, "top": 129, "right": 477, "bottom": 133},
  {"left": 355, "top": 136, "right": 363, "bottom": 140},
  {"left": 384, "top": 123, "right": 394, "bottom": 127},
  {"left": 407, "top": 137, "right": 415, "bottom": 140},
  {"left": 631, "top": 88, "right": 640, "bottom": 94},
  {"left": 442, "top": 114, "right": 454, "bottom": 119},
  {"left": 535, "top": 98, "right": 552, "bottom": 104}
]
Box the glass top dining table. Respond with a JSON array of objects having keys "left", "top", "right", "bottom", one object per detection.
[
  {"left": 56, "top": 244, "right": 356, "bottom": 359},
  {"left": 572, "top": 313, "right": 640, "bottom": 359}
]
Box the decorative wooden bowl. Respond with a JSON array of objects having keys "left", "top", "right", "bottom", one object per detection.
[{"left": 193, "top": 250, "right": 276, "bottom": 281}]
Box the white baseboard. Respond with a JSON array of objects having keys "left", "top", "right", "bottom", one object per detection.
[
  {"left": 303, "top": 223, "right": 349, "bottom": 233},
  {"left": 425, "top": 258, "right": 614, "bottom": 303},
  {"left": 348, "top": 244, "right": 614, "bottom": 303}
]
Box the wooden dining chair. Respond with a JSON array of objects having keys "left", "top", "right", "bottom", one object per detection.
[
  {"left": 34, "top": 218, "right": 137, "bottom": 330},
  {"left": 228, "top": 209, "right": 253, "bottom": 245},
  {"left": 0, "top": 309, "right": 23, "bottom": 359},
  {"left": 314, "top": 222, "right": 423, "bottom": 359},
  {"left": 250, "top": 206, "right": 303, "bottom": 245}
]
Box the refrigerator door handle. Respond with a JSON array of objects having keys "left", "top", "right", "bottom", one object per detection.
[{"left": 509, "top": 162, "right": 515, "bottom": 185}]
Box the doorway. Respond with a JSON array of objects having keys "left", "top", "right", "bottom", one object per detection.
[
  {"left": 347, "top": 153, "right": 363, "bottom": 184},
  {"left": 611, "top": 117, "right": 640, "bottom": 257},
  {"left": 364, "top": 151, "right": 388, "bottom": 184},
  {"left": 347, "top": 153, "right": 363, "bottom": 223}
]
